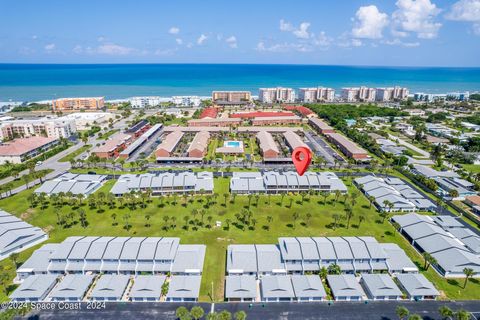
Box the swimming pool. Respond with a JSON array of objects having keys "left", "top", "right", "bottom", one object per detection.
[{"left": 224, "top": 141, "right": 242, "bottom": 148}]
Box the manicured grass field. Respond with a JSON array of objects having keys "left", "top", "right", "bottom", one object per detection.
[
  {"left": 58, "top": 144, "right": 91, "bottom": 163},
  {"left": 462, "top": 164, "right": 480, "bottom": 174},
  {"left": 0, "top": 177, "right": 479, "bottom": 302}
]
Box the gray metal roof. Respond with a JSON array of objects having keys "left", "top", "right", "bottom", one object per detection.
[
  {"left": 343, "top": 237, "right": 370, "bottom": 259},
  {"left": 225, "top": 275, "right": 257, "bottom": 299},
  {"left": 278, "top": 238, "right": 302, "bottom": 260},
  {"left": 68, "top": 236, "right": 99, "bottom": 260},
  {"left": 167, "top": 275, "right": 201, "bottom": 299},
  {"left": 432, "top": 216, "right": 464, "bottom": 229},
  {"left": 392, "top": 213, "right": 435, "bottom": 228},
  {"left": 10, "top": 274, "right": 58, "bottom": 300},
  {"left": 90, "top": 274, "right": 130, "bottom": 299},
  {"left": 102, "top": 237, "right": 130, "bottom": 260},
  {"left": 415, "top": 234, "right": 468, "bottom": 254},
  {"left": 395, "top": 274, "right": 439, "bottom": 297},
  {"left": 227, "top": 245, "right": 257, "bottom": 274},
  {"left": 296, "top": 237, "right": 320, "bottom": 260},
  {"left": 291, "top": 275, "right": 327, "bottom": 298},
  {"left": 17, "top": 244, "right": 59, "bottom": 274},
  {"left": 256, "top": 245, "right": 285, "bottom": 273},
  {"left": 85, "top": 237, "right": 114, "bottom": 260},
  {"left": 137, "top": 237, "right": 162, "bottom": 260},
  {"left": 361, "top": 274, "right": 402, "bottom": 298},
  {"left": 171, "top": 245, "right": 206, "bottom": 273},
  {"left": 327, "top": 275, "right": 364, "bottom": 298},
  {"left": 359, "top": 237, "right": 387, "bottom": 259},
  {"left": 402, "top": 222, "right": 452, "bottom": 240},
  {"left": 328, "top": 237, "right": 353, "bottom": 260},
  {"left": 312, "top": 237, "right": 337, "bottom": 260},
  {"left": 50, "top": 237, "right": 84, "bottom": 260},
  {"left": 461, "top": 236, "right": 480, "bottom": 254},
  {"left": 35, "top": 173, "right": 106, "bottom": 196},
  {"left": 431, "top": 248, "right": 480, "bottom": 274},
  {"left": 129, "top": 275, "right": 166, "bottom": 299},
  {"left": 49, "top": 274, "right": 95, "bottom": 300},
  {"left": 155, "top": 237, "right": 180, "bottom": 260},
  {"left": 380, "top": 243, "right": 418, "bottom": 273},
  {"left": 261, "top": 275, "right": 295, "bottom": 298},
  {"left": 120, "top": 237, "right": 145, "bottom": 260},
  {"left": 0, "top": 210, "right": 48, "bottom": 258}
]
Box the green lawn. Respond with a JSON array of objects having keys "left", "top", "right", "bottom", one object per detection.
[
  {"left": 0, "top": 177, "right": 479, "bottom": 302},
  {"left": 58, "top": 145, "right": 91, "bottom": 163},
  {"left": 0, "top": 169, "right": 53, "bottom": 191},
  {"left": 462, "top": 164, "right": 480, "bottom": 174},
  {"left": 98, "top": 129, "right": 119, "bottom": 140}
]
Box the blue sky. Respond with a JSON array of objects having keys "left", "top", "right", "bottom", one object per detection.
[{"left": 0, "top": 0, "right": 479, "bottom": 66}]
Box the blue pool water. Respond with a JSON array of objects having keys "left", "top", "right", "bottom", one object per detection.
[{"left": 226, "top": 141, "right": 241, "bottom": 148}]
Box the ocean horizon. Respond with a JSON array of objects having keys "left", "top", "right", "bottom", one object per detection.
[{"left": 1, "top": 63, "right": 479, "bottom": 102}]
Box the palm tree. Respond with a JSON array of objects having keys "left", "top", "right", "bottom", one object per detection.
[
  {"left": 344, "top": 203, "right": 353, "bottom": 228},
  {"left": 234, "top": 311, "right": 247, "bottom": 320},
  {"left": 422, "top": 252, "right": 437, "bottom": 271},
  {"left": 190, "top": 306, "right": 204, "bottom": 320},
  {"left": 367, "top": 195, "right": 375, "bottom": 209},
  {"left": 305, "top": 213, "right": 312, "bottom": 227},
  {"left": 327, "top": 263, "right": 341, "bottom": 275},
  {"left": 408, "top": 314, "right": 422, "bottom": 320},
  {"left": 334, "top": 190, "right": 341, "bottom": 206},
  {"left": 223, "top": 193, "right": 229, "bottom": 206},
  {"left": 455, "top": 310, "right": 471, "bottom": 320},
  {"left": 358, "top": 214, "right": 366, "bottom": 228},
  {"left": 463, "top": 268, "right": 475, "bottom": 288},
  {"left": 176, "top": 306, "right": 189, "bottom": 319},
  {"left": 396, "top": 306, "right": 409, "bottom": 320},
  {"left": 292, "top": 211, "right": 300, "bottom": 229},
  {"left": 332, "top": 214, "right": 340, "bottom": 230},
  {"left": 438, "top": 306, "right": 454, "bottom": 320}
]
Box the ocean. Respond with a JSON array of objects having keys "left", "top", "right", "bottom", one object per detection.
[{"left": 0, "top": 64, "right": 479, "bottom": 102}]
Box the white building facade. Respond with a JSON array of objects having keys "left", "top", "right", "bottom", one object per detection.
[
  {"left": 259, "top": 87, "right": 295, "bottom": 103},
  {"left": 298, "top": 87, "right": 335, "bottom": 102}
]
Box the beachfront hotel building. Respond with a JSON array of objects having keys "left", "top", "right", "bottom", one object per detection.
[
  {"left": 0, "top": 117, "right": 76, "bottom": 140},
  {"left": 212, "top": 91, "right": 251, "bottom": 103},
  {"left": 52, "top": 97, "right": 104, "bottom": 111},
  {"left": 376, "top": 87, "right": 409, "bottom": 102},
  {"left": 258, "top": 87, "right": 295, "bottom": 103},
  {"left": 130, "top": 96, "right": 162, "bottom": 108},
  {"left": 172, "top": 96, "right": 202, "bottom": 107},
  {"left": 298, "top": 87, "right": 335, "bottom": 103},
  {"left": 341, "top": 87, "right": 376, "bottom": 102},
  {"left": 0, "top": 136, "right": 59, "bottom": 164}
]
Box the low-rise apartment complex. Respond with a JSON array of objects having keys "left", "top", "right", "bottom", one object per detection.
[
  {"left": 0, "top": 136, "right": 59, "bottom": 164},
  {"left": 52, "top": 97, "right": 104, "bottom": 111}
]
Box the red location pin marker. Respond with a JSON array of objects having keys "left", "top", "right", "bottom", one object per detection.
[{"left": 292, "top": 147, "right": 312, "bottom": 176}]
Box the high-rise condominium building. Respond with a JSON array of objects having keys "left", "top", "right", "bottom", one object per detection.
[
  {"left": 341, "top": 87, "right": 376, "bottom": 102},
  {"left": 298, "top": 87, "right": 335, "bottom": 102},
  {"left": 376, "top": 86, "right": 410, "bottom": 101},
  {"left": 258, "top": 87, "right": 295, "bottom": 103}
]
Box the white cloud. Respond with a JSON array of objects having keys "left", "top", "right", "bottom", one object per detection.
[
  {"left": 96, "top": 43, "right": 135, "bottom": 55},
  {"left": 352, "top": 5, "right": 389, "bottom": 39},
  {"left": 225, "top": 36, "right": 238, "bottom": 48},
  {"left": 154, "top": 48, "right": 176, "bottom": 55},
  {"left": 97, "top": 36, "right": 105, "bottom": 42},
  {"left": 44, "top": 43, "right": 56, "bottom": 51},
  {"left": 175, "top": 38, "right": 183, "bottom": 45},
  {"left": 168, "top": 27, "right": 180, "bottom": 35},
  {"left": 256, "top": 41, "right": 313, "bottom": 53},
  {"left": 32, "top": 35, "right": 38, "bottom": 40},
  {"left": 280, "top": 19, "right": 312, "bottom": 39},
  {"left": 197, "top": 34, "right": 208, "bottom": 45},
  {"left": 383, "top": 38, "right": 420, "bottom": 47},
  {"left": 446, "top": 0, "right": 480, "bottom": 35},
  {"left": 312, "top": 31, "right": 332, "bottom": 47},
  {"left": 392, "top": 0, "right": 442, "bottom": 39},
  {"left": 74, "top": 43, "right": 135, "bottom": 55}
]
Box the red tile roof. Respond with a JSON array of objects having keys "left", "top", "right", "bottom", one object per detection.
[
  {"left": 284, "top": 105, "right": 314, "bottom": 116},
  {"left": 0, "top": 136, "right": 57, "bottom": 156},
  {"left": 230, "top": 111, "right": 295, "bottom": 119},
  {"left": 199, "top": 107, "right": 218, "bottom": 119}
]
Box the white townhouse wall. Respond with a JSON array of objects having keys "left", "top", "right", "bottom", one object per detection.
[{"left": 172, "top": 96, "right": 201, "bottom": 107}]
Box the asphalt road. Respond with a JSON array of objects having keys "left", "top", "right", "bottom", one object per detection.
[{"left": 18, "top": 301, "right": 480, "bottom": 320}]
